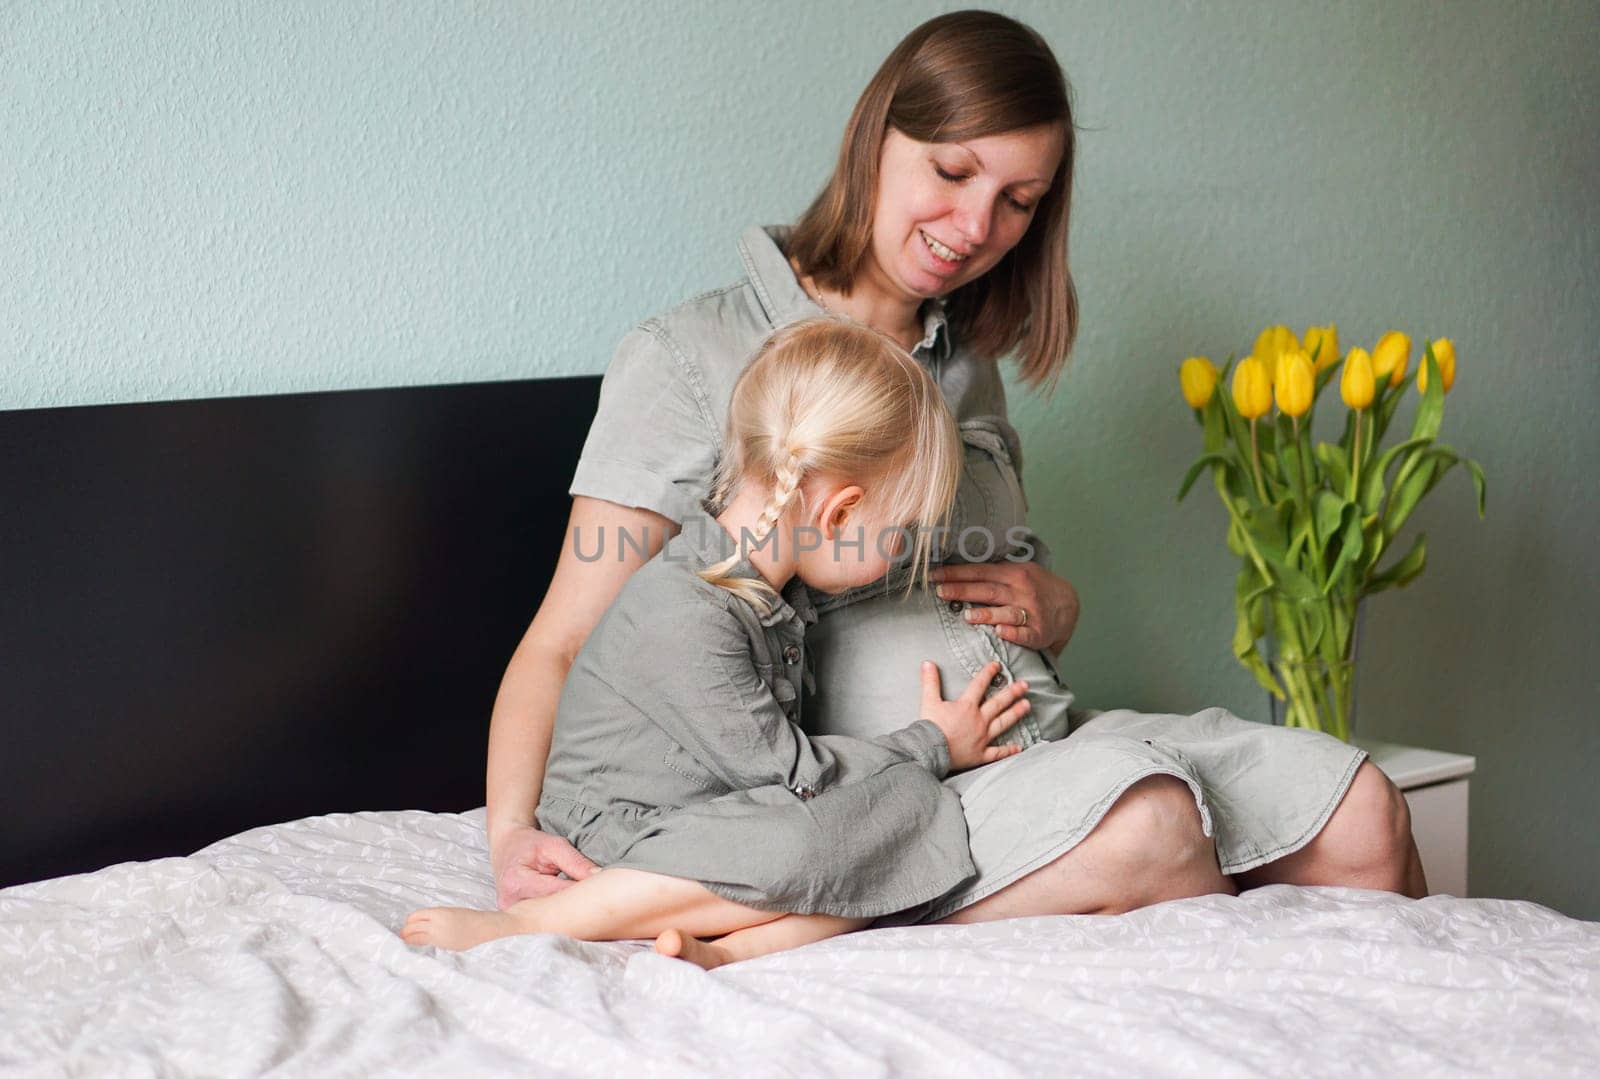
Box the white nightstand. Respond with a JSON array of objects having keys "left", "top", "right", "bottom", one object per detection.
[{"left": 1355, "top": 738, "right": 1477, "bottom": 897}]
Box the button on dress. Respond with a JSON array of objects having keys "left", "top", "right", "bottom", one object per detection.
[{"left": 567, "top": 225, "right": 1368, "bottom": 923}]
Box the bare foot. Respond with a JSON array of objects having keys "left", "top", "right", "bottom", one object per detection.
[
  {"left": 654, "top": 928, "right": 736, "bottom": 970},
  {"left": 401, "top": 906, "right": 534, "bottom": 951}
]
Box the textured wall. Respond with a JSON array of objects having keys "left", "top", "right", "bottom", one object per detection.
[{"left": 4, "top": 2, "right": 1597, "bottom": 916}]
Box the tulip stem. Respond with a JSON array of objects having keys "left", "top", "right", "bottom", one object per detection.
[
  {"left": 1349, "top": 410, "right": 1363, "bottom": 503},
  {"left": 1249, "top": 419, "right": 1269, "bottom": 503}
]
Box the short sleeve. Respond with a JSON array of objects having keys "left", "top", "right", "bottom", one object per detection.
[{"left": 568, "top": 325, "right": 718, "bottom": 525}]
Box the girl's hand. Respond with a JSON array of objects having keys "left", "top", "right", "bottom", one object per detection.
[
  {"left": 918, "top": 660, "right": 1031, "bottom": 772},
  {"left": 932, "top": 561, "right": 1081, "bottom": 657},
  {"left": 490, "top": 822, "right": 600, "bottom": 909}
]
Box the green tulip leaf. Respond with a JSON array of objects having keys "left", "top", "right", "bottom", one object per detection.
[
  {"left": 1272, "top": 560, "right": 1320, "bottom": 601},
  {"left": 1234, "top": 603, "right": 1285, "bottom": 699},
  {"left": 1315, "top": 442, "right": 1351, "bottom": 496},
  {"left": 1427, "top": 443, "right": 1489, "bottom": 518},
  {"left": 1235, "top": 560, "right": 1273, "bottom": 607},
  {"left": 1223, "top": 459, "right": 1251, "bottom": 501},
  {"left": 1361, "top": 513, "right": 1387, "bottom": 573},
  {"left": 1256, "top": 421, "right": 1278, "bottom": 459},
  {"left": 1409, "top": 347, "right": 1445, "bottom": 442},
  {"left": 1244, "top": 501, "right": 1293, "bottom": 549},
  {"left": 1373, "top": 376, "right": 1409, "bottom": 448},
  {"left": 1303, "top": 601, "right": 1327, "bottom": 654},
  {"left": 1201, "top": 398, "right": 1228, "bottom": 453},
  {"left": 1337, "top": 408, "right": 1360, "bottom": 466},
  {"left": 1234, "top": 564, "right": 1284, "bottom": 698},
  {"left": 1384, "top": 444, "right": 1490, "bottom": 537},
  {"left": 1287, "top": 519, "right": 1311, "bottom": 566},
  {"left": 1383, "top": 456, "right": 1440, "bottom": 540},
  {"left": 1177, "top": 452, "right": 1239, "bottom": 501},
  {"left": 1275, "top": 425, "right": 1305, "bottom": 504},
  {"left": 1323, "top": 505, "right": 1365, "bottom": 594},
  {"left": 1260, "top": 449, "right": 1285, "bottom": 487},
  {"left": 1361, "top": 436, "right": 1434, "bottom": 514},
  {"left": 1465, "top": 455, "right": 1488, "bottom": 517},
  {"left": 1314, "top": 491, "right": 1347, "bottom": 545},
  {"left": 1364, "top": 533, "right": 1427, "bottom": 595}
]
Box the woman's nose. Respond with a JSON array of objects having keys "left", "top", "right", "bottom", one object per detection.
[{"left": 953, "top": 194, "right": 992, "bottom": 248}]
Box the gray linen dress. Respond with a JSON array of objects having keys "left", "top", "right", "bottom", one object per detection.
[
  {"left": 568, "top": 225, "right": 1368, "bottom": 923},
  {"left": 536, "top": 503, "right": 976, "bottom": 918}
]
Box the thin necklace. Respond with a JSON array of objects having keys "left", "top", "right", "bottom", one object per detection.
[
  {"left": 804, "top": 275, "right": 834, "bottom": 315},
  {"left": 805, "top": 275, "right": 923, "bottom": 353}
]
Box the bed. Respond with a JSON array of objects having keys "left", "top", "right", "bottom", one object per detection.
[{"left": 3, "top": 380, "right": 1597, "bottom": 1075}]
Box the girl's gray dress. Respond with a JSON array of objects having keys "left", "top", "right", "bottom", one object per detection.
[
  {"left": 567, "top": 225, "right": 1368, "bottom": 923},
  {"left": 537, "top": 504, "right": 976, "bottom": 918}
]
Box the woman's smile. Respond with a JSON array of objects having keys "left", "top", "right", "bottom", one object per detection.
[{"left": 919, "top": 229, "right": 970, "bottom": 270}]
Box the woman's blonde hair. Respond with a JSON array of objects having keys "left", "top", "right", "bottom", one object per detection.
[
  {"left": 786, "top": 9, "right": 1078, "bottom": 393},
  {"left": 698, "top": 317, "right": 962, "bottom": 614}
]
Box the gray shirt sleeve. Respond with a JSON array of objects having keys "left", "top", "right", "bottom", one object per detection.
[
  {"left": 610, "top": 597, "right": 953, "bottom": 791},
  {"left": 568, "top": 324, "right": 718, "bottom": 525}
]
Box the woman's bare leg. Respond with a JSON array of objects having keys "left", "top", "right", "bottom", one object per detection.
[
  {"left": 402, "top": 867, "right": 782, "bottom": 951},
  {"left": 936, "top": 774, "right": 1236, "bottom": 924},
  {"left": 655, "top": 912, "right": 872, "bottom": 970},
  {"left": 1233, "top": 761, "right": 1428, "bottom": 897}
]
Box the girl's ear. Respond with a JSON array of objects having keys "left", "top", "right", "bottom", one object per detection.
[{"left": 817, "top": 484, "right": 866, "bottom": 538}]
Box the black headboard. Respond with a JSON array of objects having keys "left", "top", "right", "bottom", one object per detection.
[{"left": 1, "top": 376, "right": 601, "bottom": 887}]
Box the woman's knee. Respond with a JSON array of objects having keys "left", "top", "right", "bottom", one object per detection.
[
  {"left": 1092, "top": 774, "right": 1215, "bottom": 878},
  {"left": 1321, "top": 762, "right": 1414, "bottom": 872}
]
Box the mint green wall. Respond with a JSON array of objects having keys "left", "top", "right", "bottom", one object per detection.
[{"left": 5, "top": 3, "right": 1596, "bottom": 917}]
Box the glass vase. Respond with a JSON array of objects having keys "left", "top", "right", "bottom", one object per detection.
[{"left": 1265, "top": 593, "right": 1362, "bottom": 742}]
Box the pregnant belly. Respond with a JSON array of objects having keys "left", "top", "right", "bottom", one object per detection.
[{"left": 804, "top": 585, "right": 1075, "bottom": 748}]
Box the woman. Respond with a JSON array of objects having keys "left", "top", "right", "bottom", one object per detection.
[{"left": 487, "top": 10, "right": 1426, "bottom": 925}]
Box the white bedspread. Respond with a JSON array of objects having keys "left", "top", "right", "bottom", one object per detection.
[{"left": 3, "top": 809, "right": 1596, "bottom": 1077}]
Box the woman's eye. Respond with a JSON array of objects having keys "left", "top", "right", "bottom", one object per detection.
[
  {"left": 934, "top": 166, "right": 967, "bottom": 183},
  {"left": 1006, "top": 195, "right": 1036, "bottom": 213}
]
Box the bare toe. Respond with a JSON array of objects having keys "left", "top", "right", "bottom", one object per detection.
[
  {"left": 654, "top": 928, "right": 686, "bottom": 958},
  {"left": 401, "top": 909, "right": 438, "bottom": 945},
  {"left": 654, "top": 928, "right": 733, "bottom": 971}
]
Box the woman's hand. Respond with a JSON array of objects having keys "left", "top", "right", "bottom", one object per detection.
[
  {"left": 491, "top": 822, "right": 600, "bottom": 909},
  {"left": 919, "top": 660, "right": 1030, "bottom": 772},
  {"left": 931, "top": 561, "right": 1081, "bottom": 657}
]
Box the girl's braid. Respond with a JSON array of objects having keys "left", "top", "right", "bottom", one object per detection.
[{"left": 750, "top": 450, "right": 805, "bottom": 548}]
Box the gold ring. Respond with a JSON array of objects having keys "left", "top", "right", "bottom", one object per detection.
[{"left": 1018, "top": 607, "right": 1029, "bottom": 628}]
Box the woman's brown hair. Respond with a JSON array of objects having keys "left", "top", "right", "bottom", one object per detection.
[{"left": 787, "top": 9, "right": 1078, "bottom": 392}]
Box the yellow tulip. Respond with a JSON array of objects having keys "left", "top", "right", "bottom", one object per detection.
[
  {"left": 1304, "top": 323, "right": 1340, "bottom": 371},
  {"left": 1252, "top": 325, "right": 1299, "bottom": 384},
  {"left": 1418, "top": 337, "right": 1457, "bottom": 394},
  {"left": 1232, "top": 356, "right": 1273, "bottom": 419},
  {"left": 1371, "top": 330, "right": 1411, "bottom": 387},
  {"left": 1180, "top": 356, "right": 1219, "bottom": 408},
  {"left": 1274, "top": 348, "right": 1315, "bottom": 418},
  {"left": 1340, "top": 347, "right": 1376, "bottom": 410}
]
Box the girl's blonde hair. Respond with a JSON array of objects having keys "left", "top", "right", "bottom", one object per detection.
[{"left": 698, "top": 317, "right": 962, "bottom": 614}]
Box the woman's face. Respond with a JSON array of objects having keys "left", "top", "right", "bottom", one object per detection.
[{"left": 866, "top": 123, "right": 1064, "bottom": 302}]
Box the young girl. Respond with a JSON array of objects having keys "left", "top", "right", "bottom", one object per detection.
[{"left": 402, "top": 317, "right": 1033, "bottom": 967}]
